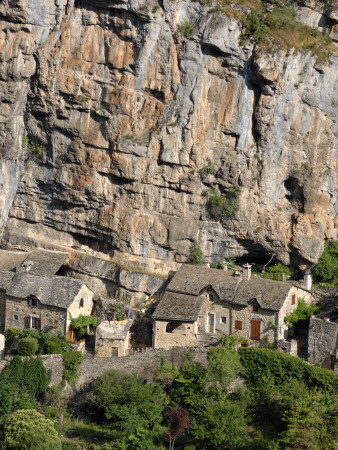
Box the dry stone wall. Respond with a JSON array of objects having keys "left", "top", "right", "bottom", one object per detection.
[{"left": 308, "top": 315, "right": 338, "bottom": 367}]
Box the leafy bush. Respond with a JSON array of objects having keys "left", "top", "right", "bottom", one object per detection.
[
  {"left": 62, "top": 351, "right": 83, "bottom": 387},
  {"left": 313, "top": 241, "right": 338, "bottom": 287},
  {"left": 0, "top": 356, "right": 49, "bottom": 418},
  {"left": 109, "top": 304, "right": 125, "bottom": 321},
  {"left": 211, "top": 261, "right": 224, "bottom": 269},
  {"left": 263, "top": 262, "right": 291, "bottom": 281},
  {"left": 239, "top": 347, "right": 338, "bottom": 391},
  {"left": 70, "top": 315, "right": 98, "bottom": 340},
  {"left": 22, "top": 135, "right": 45, "bottom": 156},
  {"left": 207, "top": 187, "right": 240, "bottom": 219},
  {"left": 188, "top": 242, "right": 206, "bottom": 266},
  {"left": 284, "top": 299, "right": 321, "bottom": 328},
  {"left": 178, "top": 20, "right": 195, "bottom": 38},
  {"left": 2, "top": 409, "right": 61, "bottom": 449},
  {"left": 44, "top": 340, "right": 62, "bottom": 355},
  {"left": 17, "top": 337, "right": 38, "bottom": 356},
  {"left": 94, "top": 370, "right": 168, "bottom": 448},
  {"left": 5, "top": 328, "right": 68, "bottom": 355}
]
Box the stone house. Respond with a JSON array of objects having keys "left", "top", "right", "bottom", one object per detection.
[
  {"left": 152, "top": 264, "right": 313, "bottom": 349},
  {"left": 0, "top": 269, "right": 93, "bottom": 336},
  {"left": 95, "top": 319, "right": 133, "bottom": 357},
  {"left": 308, "top": 311, "right": 338, "bottom": 368}
]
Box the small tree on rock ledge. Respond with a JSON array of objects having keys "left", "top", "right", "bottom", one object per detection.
[{"left": 188, "top": 242, "right": 206, "bottom": 266}]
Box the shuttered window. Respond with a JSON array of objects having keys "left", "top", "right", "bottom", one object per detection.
[
  {"left": 235, "top": 320, "right": 242, "bottom": 330},
  {"left": 291, "top": 294, "right": 296, "bottom": 305}
]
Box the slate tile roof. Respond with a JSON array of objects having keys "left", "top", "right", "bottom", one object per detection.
[
  {"left": 6, "top": 273, "right": 85, "bottom": 309},
  {"left": 0, "top": 269, "right": 15, "bottom": 290},
  {"left": 96, "top": 319, "right": 133, "bottom": 340},
  {"left": 153, "top": 264, "right": 303, "bottom": 320},
  {"left": 0, "top": 248, "right": 69, "bottom": 277},
  {"left": 153, "top": 292, "right": 203, "bottom": 321}
]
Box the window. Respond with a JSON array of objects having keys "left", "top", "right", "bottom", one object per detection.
[
  {"left": 209, "top": 294, "right": 214, "bottom": 301},
  {"left": 220, "top": 316, "right": 227, "bottom": 324},
  {"left": 30, "top": 298, "right": 37, "bottom": 307},
  {"left": 291, "top": 294, "right": 296, "bottom": 305},
  {"left": 13, "top": 314, "right": 18, "bottom": 321},
  {"left": 252, "top": 305, "right": 258, "bottom": 312},
  {"left": 28, "top": 316, "right": 41, "bottom": 330},
  {"left": 80, "top": 298, "right": 84, "bottom": 308},
  {"left": 235, "top": 320, "right": 242, "bottom": 330}
]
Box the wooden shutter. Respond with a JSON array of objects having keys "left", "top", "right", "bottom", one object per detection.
[
  {"left": 251, "top": 320, "right": 261, "bottom": 340},
  {"left": 291, "top": 295, "right": 296, "bottom": 305},
  {"left": 235, "top": 320, "right": 242, "bottom": 330}
]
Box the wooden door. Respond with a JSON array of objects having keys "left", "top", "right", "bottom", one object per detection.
[{"left": 251, "top": 320, "right": 261, "bottom": 340}]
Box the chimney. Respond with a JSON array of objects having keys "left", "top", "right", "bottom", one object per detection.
[
  {"left": 243, "top": 263, "right": 252, "bottom": 281},
  {"left": 304, "top": 273, "right": 312, "bottom": 290}
]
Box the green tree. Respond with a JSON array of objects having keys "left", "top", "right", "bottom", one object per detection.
[
  {"left": 188, "top": 242, "right": 206, "bottom": 266},
  {"left": 263, "top": 262, "right": 291, "bottom": 281},
  {"left": 313, "top": 240, "right": 338, "bottom": 287},
  {"left": 284, "top": 299, "right": 320, "bottom": 328},
  {"left": 1, "top": 409, "right": 61, "bottom": 449},
  {"left": 94, "top": 370, "right": 168, "bottom": 448},
  {"left": 205, "top": 346, "right": 242, "bottom": 393},
  {"left": 191, "top": 399, "right": 247, "bottom": 449}
]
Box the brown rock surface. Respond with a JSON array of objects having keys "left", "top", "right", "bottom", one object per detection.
[{"left": 0, "top": 0, "right": 337, "bottom": 274}]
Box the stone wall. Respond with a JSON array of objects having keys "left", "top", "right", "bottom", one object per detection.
[
  {"left": 308, "top": 315, "right": 338, "bottom": 367},
  {"left": 0, "top": 291, "right": 6, "bottom": 331},
  {"left": 5, "top": 296, "right": 67, "bottom": 333},
  {"left": 0, "top": 347, "right": 209, "bottom": 388}
]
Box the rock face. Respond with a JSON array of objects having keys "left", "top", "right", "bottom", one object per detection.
[{"left": 0, "top": 0, "right": 337, "bottom": 274}]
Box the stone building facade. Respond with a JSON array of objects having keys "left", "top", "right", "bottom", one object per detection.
[
  {"left": 153, "top": 265, "right": 313, "bottom": 349},
  {"left": 308, "top": 312, "right": 338, "bottom": 368},
  {"left": 1, "top": 271, "right": 93, "bottom": 335},
  {"left": 95, "top": 319, "right": 133, "bottom": 357}
]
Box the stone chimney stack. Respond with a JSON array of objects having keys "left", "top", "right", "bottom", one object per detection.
[
  {"left": 243, "top": 263, "right": 252, "bottom": 281},
  {"left": 304, "top": 273, "right": 312, "bottom": 290}
]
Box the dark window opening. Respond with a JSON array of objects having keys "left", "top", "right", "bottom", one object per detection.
[
  {"left": 209, "top": 294, "right": 214, "bottom": 301},
  {"left": 252, "top": 305, "right": 258, "bottom": 312},
  {"left": 221, "top": 317, "right": 227, "bottom": 324},
  {"left": 80, "top": 298, "right": 84, "bottom": 308},
  {"left": 14, "top": 314, "right": 18, "bottom": 320},
  {"left": 166, "top": 321, "right": 184, "bottom": 333},
  {"left": 30, "top": 298, "right": 38, "bottom": 307},
  {"left": 235, "top": 320, "right": 242, "bottom": 330},
  {"left": 29, "top": 316, "right": 41, "bottom": 330}
]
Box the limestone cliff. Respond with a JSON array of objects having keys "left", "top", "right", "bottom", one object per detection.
[{"left": 0, "top": 0, "right": 337, "bottom": 275}]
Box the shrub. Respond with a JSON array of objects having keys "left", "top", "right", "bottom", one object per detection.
[
  {"left": 109, "top": 304, "right": 125, "bottom": 321},
  {"left": 2, "top": 409, "right": 62, "bottom": 449},
  {"left": 188, "top": 242, "right": 206, "bottom": 266},
  {"left": 263, "top": 262, "right": 291, "bottom": 281},
  {"left": 44, "top": 340, "right": 62, "bottom": 355},
  {"left": 313, "top": 241, "right": 338, "bottom": 287},
  {"left": 284, "top": 299, "right": 321, "bottom": 328},
  {"left": 5, "top": 328, "right": 68, "bottom": 355},
  {"left": 207, "top": 187, "right": 240, "bottom": 219},
  {"left": 178, "top": 20, "right": 195, "bottom": 38},
  {"left": 70, "top": 315, "right": 98, "bottom": 340},
  {"left": 239, "top": 347, "right": 338, "bottom": 391},
  {"left": 17, "top": 337, "right": 38, "bottom": 356},
  {"left": 211, "top": 261, "right": 224, "bottom": 269},
  {"left": 62, "top": 351, "right": 83, "bottom": 387}
]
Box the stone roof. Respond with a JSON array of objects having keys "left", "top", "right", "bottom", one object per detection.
[
  {"left": 0, "top": 250, "right": 28, "bottom": 270},
  {"left": 0, "top": 269, "right": 15, "bottom": 291},
  {"left": 96, "top": 319, "right": 133, "bottom": 340},
  {"left": 153, "top": 291, "right": 203, "bottom": 321},
  {"left": 6, "top": 273, "right": 85, "bottom": 309},
  {"left": 153, "top": 265, "right": 301, "bottom": 320},
  {"left": 0, "top": 248, "right": 69, "bottom": 277}
]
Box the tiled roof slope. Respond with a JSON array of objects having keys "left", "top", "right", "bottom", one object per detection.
[
  {"left": 0, "top": 269, "right": 15, "bottom": 290},
  {"left": 153, "top": 291, "right": 203, "bottom": 321},
  {"left": 156, "top": 265, "right": 301, "bottom": 316},
  {"left": 0, "top": 248, "right": 69, "bottom": 277},
  {"left": 6, "top": 273, "right": 85, "bottom": 309}
]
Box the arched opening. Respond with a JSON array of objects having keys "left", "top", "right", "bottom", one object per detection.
[{"left": 166, "top": 321, "right": 184, "bottom": 333}]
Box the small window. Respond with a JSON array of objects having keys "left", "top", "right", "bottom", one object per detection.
[
  {"left": 209, "top": 294, "right": 214, "bottom": 301},
  {"left": 29, "top": 316, "right": 41, "bottom": 330},
  {"left": 80, "top": 298, "right": 84, "bottom": 308},
  {"left": 291, "top": 295, "right": 296, "bottom": 305},
  {"left": 13, "top": 314, "right": 18, "bottom": 321},
  {"left": 220, "top": 317, "right": 227, "bottom": 324},
  {"left": 252, "top": 305, "right": 258, "bottom": 312},
  {"left": 235, "top": 320, "right": 242, "bottom": 330},
  {"left": 31, "top": 298, "right": 37, "bottom": 307}
]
